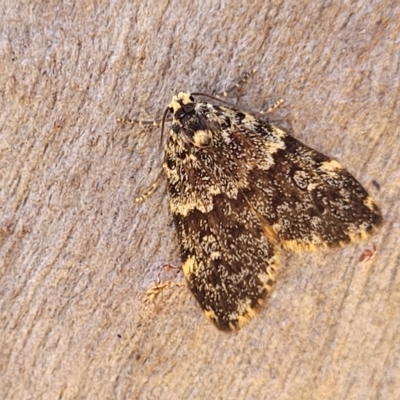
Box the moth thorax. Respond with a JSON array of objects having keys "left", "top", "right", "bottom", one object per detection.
[{"left": 192, "top": 129, "right": 213, "bottom": 147}]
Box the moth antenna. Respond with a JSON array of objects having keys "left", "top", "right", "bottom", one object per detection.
[
  {"left": 191, "top": 92, "right": 239, "bottom": 108},
  {"left": 160, "top": 106, "right": 171, "bottom": 148}
]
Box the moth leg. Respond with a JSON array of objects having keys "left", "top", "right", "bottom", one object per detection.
[
  {"left": 117, "top": 117, "right": 172, "bottom": 127},
  {"left": 135, "top": 168, "right": 164, "bottom": 203},
  {"left": 259, "top": 98, "right": 285, "bottom": 114},
  {"left": 144, "top": 280, "right": 184, "bottom": 303},
  {"left": 218, "top": 69, "right": 257, "bottom": 98},
  {"left": 215, "top": 71, "right": 284, "bottom": 117}
]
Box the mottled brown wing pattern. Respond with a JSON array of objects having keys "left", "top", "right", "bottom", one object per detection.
[
  {"left": 200, "top": 116, "right": 382, "bottom": 250},
  {"left": 174, "top": 193, "right": 278, "bottom": 330},
  {"left": 162, "top": 92, "right": 382, "bottom": 330},
  {"left": 245, "top": 134, "right": 382, "bottom": 250}
]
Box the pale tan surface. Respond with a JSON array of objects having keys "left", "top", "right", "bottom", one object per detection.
[{"left": 1, "top": 1, "right": 399, "bottom": 399}]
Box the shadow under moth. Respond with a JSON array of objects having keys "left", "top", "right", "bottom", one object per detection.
[{"left": 137, "top": 91, "right": 382, "bottom": 331}]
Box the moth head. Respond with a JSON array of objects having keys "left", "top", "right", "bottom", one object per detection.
[
  {"left": 166, "top": 92, "right": 213, "bottom": 148},
  {"left": 168, "top": 92, "right": 195, "bottom": 115}
]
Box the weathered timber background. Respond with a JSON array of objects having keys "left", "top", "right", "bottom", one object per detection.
[{"left": 1, "top": 1, "right": 399, "bottom": 399}]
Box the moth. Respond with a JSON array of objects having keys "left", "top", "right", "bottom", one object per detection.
[{"left": 142, "top": 92, "right": 382, "bottom": 330}]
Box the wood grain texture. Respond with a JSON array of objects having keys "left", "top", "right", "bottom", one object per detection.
[{"left": 0, "top": 1, "right": 399, "bottom": 399}]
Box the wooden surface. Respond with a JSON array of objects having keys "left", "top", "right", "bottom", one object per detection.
[{"left": 1, "top": 1, "right": 399, "bottom": 399}]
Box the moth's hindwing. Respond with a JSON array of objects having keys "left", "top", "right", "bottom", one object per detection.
[{"left": 163, "top": 92, "right": 382, "bottom": 330}]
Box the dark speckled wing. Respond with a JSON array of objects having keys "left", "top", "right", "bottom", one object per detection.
[
  {"left": 162, "top": 92, "right": 382, "bottom": 330},
  {"left": 244, "top": 134, "right": 382, "bottom": 251},
  {"left": 174, "top": 193, "right": 278, "bottom": 330}
]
